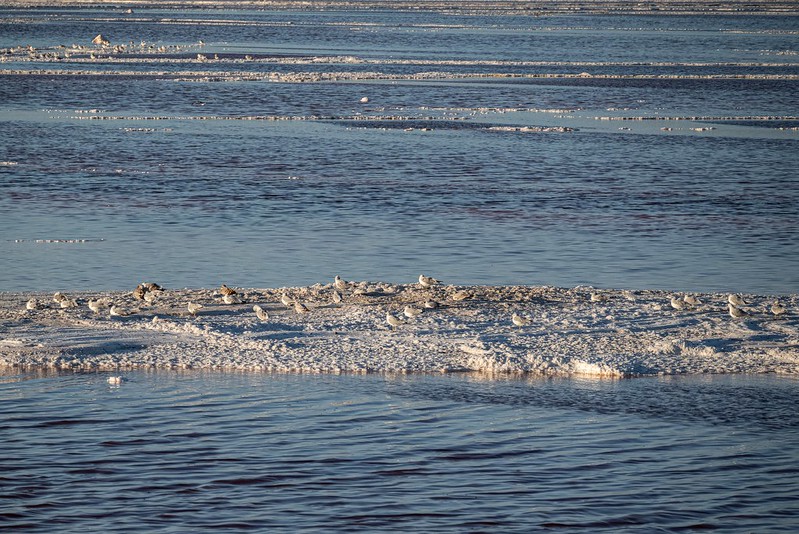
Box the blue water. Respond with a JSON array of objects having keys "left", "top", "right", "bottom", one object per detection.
[
  {"left": 1, "top": 7, "right": 798, "bottom": 293},
  {"left": 2, "top": 370, "right": 798, "bottom": 532}
]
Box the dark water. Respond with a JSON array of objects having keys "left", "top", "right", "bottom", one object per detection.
[
  {"left": 1, "top": 8, "right": 798, "bottom": 293},
  {"left": 1, "top": 371, "right": 798, "bottom": 532}
]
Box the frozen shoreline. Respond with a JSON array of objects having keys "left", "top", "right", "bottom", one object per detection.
[{"left": 2, "top": 283, "right": 797, "bottom": 377}]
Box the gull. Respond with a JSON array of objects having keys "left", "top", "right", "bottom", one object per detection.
[
  {"left": 419, "top": 274, "right": 440, "bottom": 289},
  {"left": 53, "top": 292, "right": 67, "bottom": 303},
  {"left": 386, "top": 311, "right": 404, "bottom": 329},
  {"left": 107, "top": 376, "right": 122, "bottom": 385},
  {"left": 728, "top": 294, "right": 747, "bottom": 307},
  {"left": 683, "top": 295, "right": 702, "bottom": 307},
  {"left": 26, "top": 298, "right": 38, "bottom": 311},
  {"left": 253, "top": 304, "right": 269, "bottom": 322},
  {"left": 220, "top": 284, "right": 237, "bottom": 296},
  {"left": 728, "top": 303, "right": 748, "bottom": 319},
  {"left": 88, "top": 299, "right": 105, "bottom": 313},
  {"left": 404, "top": 305, "right": 423, "bottom": 318},
  {"left": 670, "top": 296, "right": 687, "bottom": 310},
  {"left": 110, "top": 305, "right": 129, "bottom": 317},
  {"left": 423, "top": 299, "right": 439, "bottom": 309},
  {"left": 187, "top": 302, "right": 203, "bottom": 316},
  {"left": 771, "top": 301, "right": 786, "bottom": 316},
  {"left": 512, "top": 313, "right": 531, "bottom": 327},
  {"left": 294, "top": 301, "right": 309, "bottom": 314},
  {"left": 223, "top": 293, "right": 241, "bottom": 305},
  {"left": 334, "top": 275, "right": 348, "bottom": 292},
  {"left": 332, "top": 290, "right": 343, "bottom": 304},
  {"left": 281, "top": 293, "right": 293, "bottom": 308},
  {"left": 450, "top": 290, "right": 471, "bottom": 302}
]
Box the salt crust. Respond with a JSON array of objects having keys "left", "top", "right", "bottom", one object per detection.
[{"left": 1, "top": 283, "right": 797, "bottom": 377}]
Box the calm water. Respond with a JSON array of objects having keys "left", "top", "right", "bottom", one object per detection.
[
  {"left": 1, "top": 371, "right": 798, "bottom": 532},
  {"left": 1, "top": 8, "right": 798, "bottom": 293}
]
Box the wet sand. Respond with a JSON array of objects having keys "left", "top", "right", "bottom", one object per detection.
[{"left": 2, "top": 282, "right": 797, "bottom": 376}]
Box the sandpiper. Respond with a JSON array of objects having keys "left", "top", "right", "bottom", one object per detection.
[
  {"left": 419, "top": 274, "right": 440, "bottom": 288},
  {"left": 771, "top": 301, "right": 786, "bottom": 316},
  {"left": 253, "top": 304, "right": 269, "bottom": 321},
  {"left": 404, "top": 305, "right": 423, "bottom": 318},
  {"left": 334, "top": 275, "right": 349, "bottom": 292},
  {"left": 386, "top": 311, "right": 404, "bottom": 328},
  {"left": 281, "top": 293, "right": 293, "bottom": 308},
  {"left": 512, "top": 313, "right": 530, "bottom": 327},
  {"left": 294, "top": 301, "right": 309, "bottom": 314},
  {"left": 187, "top": 302, "right": 203, "bottom": 316},
  {"left": 728, "top": 303, "right": 748, "bottom": 319},
  {"left": 220, "top": 284, "right": 237, "bottom": 296}
]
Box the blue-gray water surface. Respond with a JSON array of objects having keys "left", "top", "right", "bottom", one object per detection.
[
  {"left": 1, "top": 8, "right": 798, "bottom": 293},
  {"left": 1, "top": 371, "right": 798, "bottom": 532}
]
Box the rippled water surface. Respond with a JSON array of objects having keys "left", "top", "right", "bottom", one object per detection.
[
  {"left": 1, "top": 7, "right": 798, "bottom": 293},
  {"left": 2, "top": 371, "right": 798, "bottom": 531}
]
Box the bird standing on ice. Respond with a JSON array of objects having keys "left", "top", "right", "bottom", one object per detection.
[
  {"left": 386, "top": 311, "right": 404, "bottom": 329},
  {"left": 419, "top": 274, "right": 440, "bottom": 288},
  {"left": 512, "top": 313, "right": 530, "bottom": 327}
]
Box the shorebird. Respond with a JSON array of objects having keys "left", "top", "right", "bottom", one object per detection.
[
  {"left": 220, "top": 284, "right": 237, "bottom": 296},
  {"left": 728, "top": 294, "right": 747, "bottom": 307},
  {"left": 728, "top": 303, "right": 748, "bottom": 319},
  {"left": 404, "top": 305, "right": 423, "bottom": 319},
  {"left": 423, "top": 299, "right": 439, "bottom": 309},
  {"left": 253, "top": 304, "right": 269, "bottom": 322},
  {"left": 142, "top": 282, "right": 162, "bottom": 292},
  {"left": 512, "top": 313, "right": 530, "bottom": 327},
  {"left": 187, "top": 302, "right": 203, "bottom": 316},
  {"left": 450, "top": 290, "right": 471, "bottom": 302},
  {"left": 107, "top": 376, "right": 122, "bottom": 385},
  {"left": 143, "top": 291, "right": 158, "bottom": 304},
  {"left": 386, "top": 311, "right": 404, "bottom": 329},
  {"left": 590, "top": 292, "right": 606, "bottom": 302},
  {"left": 622, "top": 290, "right": 636, "bottom": 302},
  {"left": 332, "top": 290, "right": 343, "bottom": 304},
  {"left": 26, "top": 298, "right": 38, "bottom": 311},
  {"left": 60, "top": 298, "right": 77, "bottom": 309},
  {"left": 294, "top": 301, "right": 309, "bottom": 314},
  {"left": 334, "top": 275, "right": 348, "bottom": 292},
  {"left": 88, "top": 299, "right": 105, "bottom": 313},
  {"left": 223, "top": 293, "right": 241, "bottom": 305},
  {"left": 110, "top": 305, "right": 128, "bottom": 317},
  {"left": 683, "top": 295, "right": 702, "bottom": 307},
  {"left": 771, "top": 301, "right": 786, "bottom": 316},
  {"left": 281, "top": 293, "right": 293, "bottom": 308},
  {"left": 133, "top": 285, "right": 147, "bottom": 300},
  {"left": 53, "top": 292, "right": 67, "bottom": 303},
  {"left": 670, "top": 296, "right": 687, "bottom": 310},
  {"left": 419, "top": 274, "right": 440, "bottom": 288}
]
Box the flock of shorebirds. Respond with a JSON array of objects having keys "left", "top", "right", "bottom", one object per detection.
[{"left": 23, "top": 275, "right": 789, "bottom": 330}]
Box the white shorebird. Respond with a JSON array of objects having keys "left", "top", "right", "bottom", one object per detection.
[
  {"left": 423, "top": 299, "right": 439, "bottom": 309},
  {"left": 53, "top": 292, "right": 66, "bottom": 303},
  {"left": 334, "top": 275, "right": 348, "bottom": 292},
  {"left": 683, "top": 295, "right": 702, "bottom": 307},
  {"left": 107, "top": 376, "right": 122, "bottom": 385},
  {"left": 294, "top": 301, "right": 309, "bottom": 314},
  {"left": 419, "top": 274, "right": 440, "bottom": 289},
  {"left": 771, "top": 301, "right": 786, "bottom": 316},
  {"left": 110, "top": 305, "right": 129, "bottom": 317},
  {"left": 60, "top": 298, "right": 77, "bottom": 309},
  {"left": 187, "top": 302, "right": 203, "bottom": 316},
  {"left": 386, "top": 311, "right": 404, "bottom": 329},
  {"left": 222, "top": 293, "right": 241, "bottom": 305},
  {"left": 728, "top": 303, "right": 748, "bottom": 319},
  {"left": 253, "top": 304, "right": 269, "bottom": 322},
  {"left": 670, "top": 296, "right": 687, "bottom": 310},
  {"left": 512, "top": 313, "right": 530, "bottom": 327},
  {"left": 728, "top": 294, "right": 747, "bottom": 307},
  {"left": 590, "top": 292, "right": 606, "bottom": 302},
  {"left": 622, "top": 290, "right": 636, "bottom": 302},
  {"left": 220, "top": 284, "right": 237, "bottom": 296},
  {"left": 403, "top": 305, "right": 423, "bottom": 319},
  {"left": 26, "top": 298, "right": 38, "bottom": 311},
  {"left": 88, "top": 299, "right": 105, "bottom": 313},
  {"left": 332, "top": 290, "right": 343, "bottom": 304},
  {"left": 143, "top": 291, "right": 158, "bottom": 304},
  {"left": 281, "top": 293, "right": 293, "bottom": 308}
]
